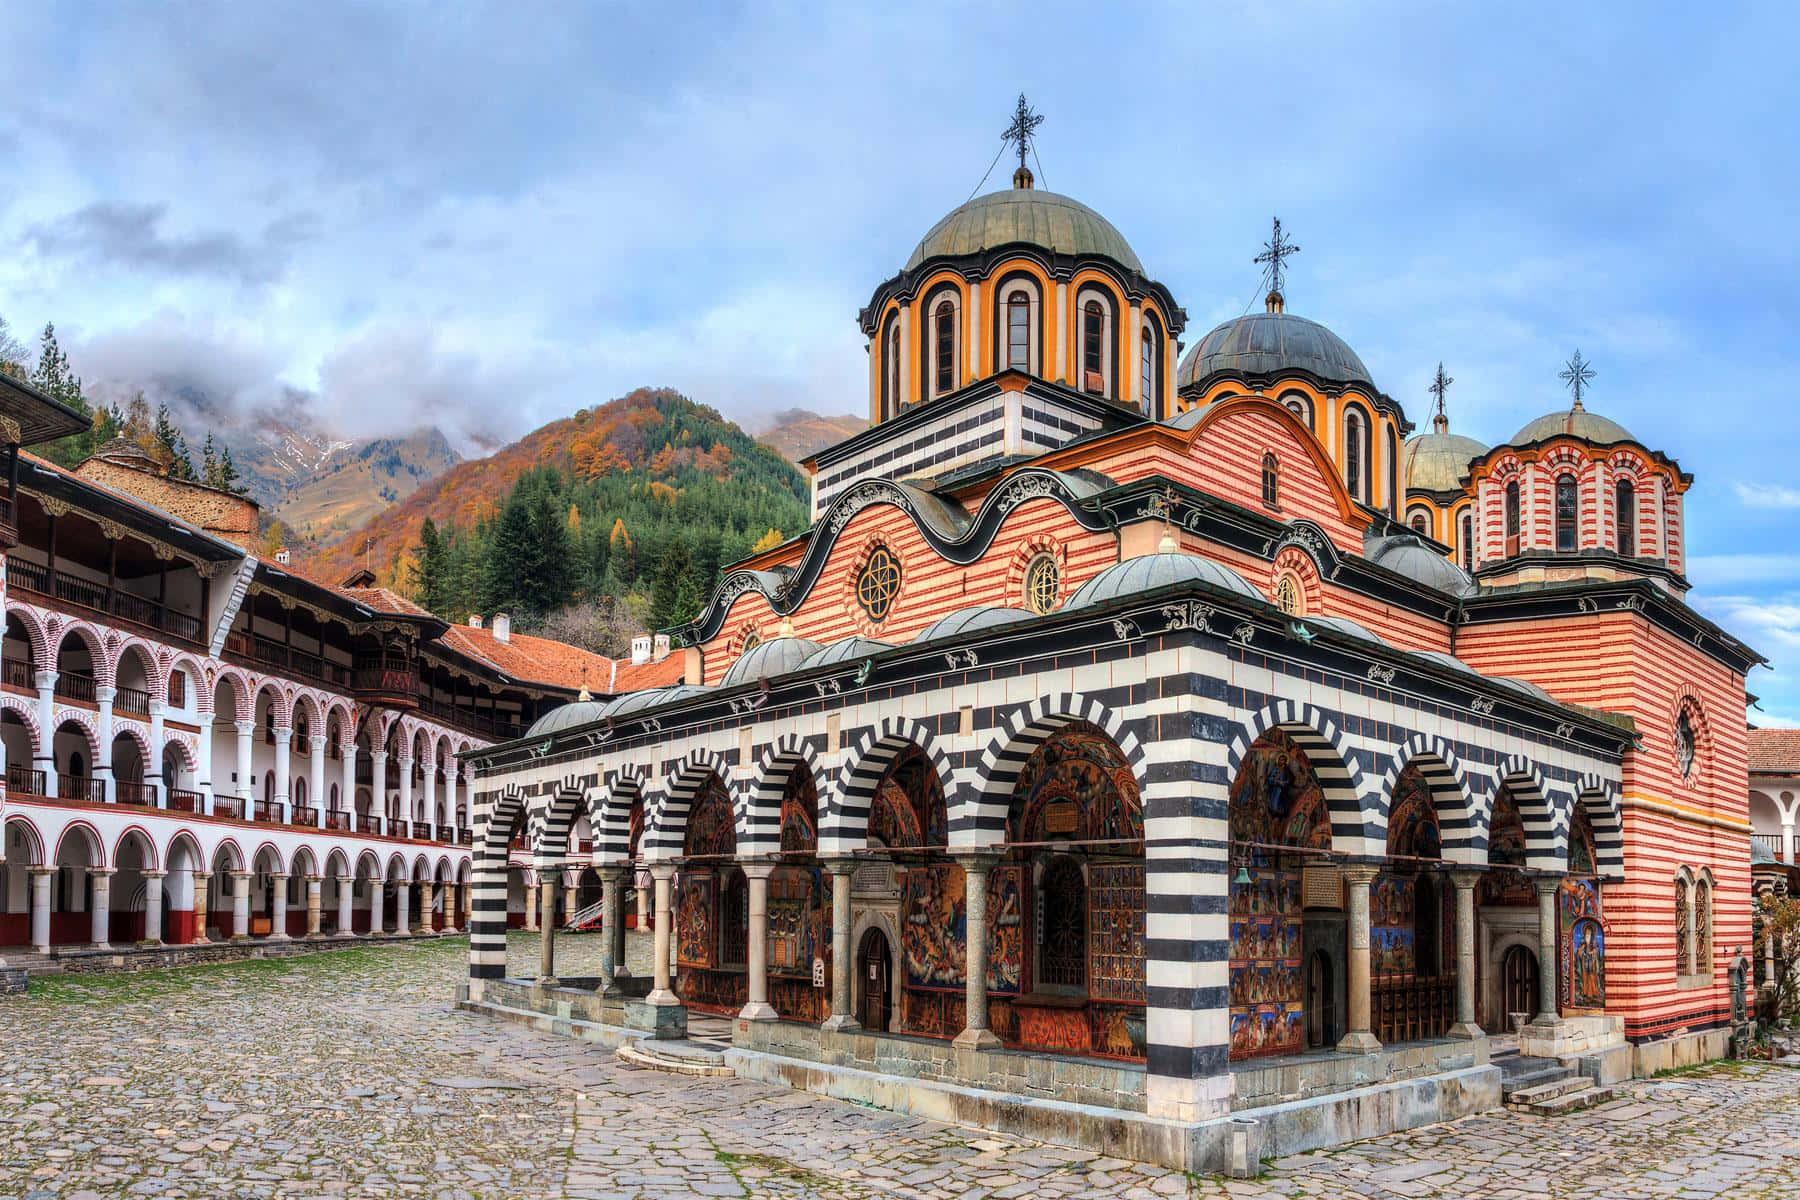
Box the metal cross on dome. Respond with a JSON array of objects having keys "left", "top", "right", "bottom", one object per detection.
[
  {"left": 1254, "top": 217, "right": 1301, "bottom": 296},
  {"left": 1428, "top": 362, "right": 1454, "bottom": 421},
  {"left": 1559, "top": 349, "right": 1596, "bottom": 410},
  {"left": 1001, "top": 93, "right": 1044, "bottom": 174}
]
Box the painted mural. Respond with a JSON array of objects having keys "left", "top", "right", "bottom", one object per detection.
[
  {"left": 1480, "top": 787, "right": 1535, "bottom": 907},
  {"left": 675, "top": 874, "right": 714, "bottom": 969},
  {"left": 899, "top": 863, "right": 1023, "bottom": 996},
  {"left": 684, "top": 777, "right": 736, "bottom": 859},
  {"left": 1228, "top": 730, "right": 1330, "bottom": 1060},
  {"left": 871, "top": 747, "right": 945, "bottom": 850},
  {"left": 1560, "top": 876, "right": 1606, "bottom": 1012},
  {"left": 1010, "top": 724, "right": 1144, "bottom": 844}
]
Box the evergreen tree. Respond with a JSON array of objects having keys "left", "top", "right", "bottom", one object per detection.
[
  {"left": 153, "top": 404, "right": 198, "bottom": 481},
  {"left": 200, "top": 434, "right": 248, "bottom": 495},
  {"left": 415, "top": 517, "right": 449, "bottom": 615},
  {"left": 31, "top": 323, "right": 99, "bottom": 466},
  {"left": 483, "top": 487, "right": 537, "bottom": 616}
]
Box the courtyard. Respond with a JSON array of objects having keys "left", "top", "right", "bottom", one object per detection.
[{"left": 0, "top": 938, "right": 1795, "bottom": 1200}]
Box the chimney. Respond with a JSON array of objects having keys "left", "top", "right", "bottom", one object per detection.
[
  {"left": 468, "top": 614, "right": 483, "bottom": 629},
  {"left": 652, "top": 633, "right": 671, "bottom": 662},
  {"left": 630, "top": 634, "right": 651, "bottom": 666},
  {"left": 275, "top": 546, "right": 291, "bottom": 565},
  {"left": 492, "top": 613, "right": 511, "bottom": 644}
]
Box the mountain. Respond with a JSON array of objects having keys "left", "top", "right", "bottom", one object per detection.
[
  {"left": 308, "top": 388, "right": 810, "bottom": 611},
  {"left": 755, "top": 408, "right": 866, "bottom": 464}
]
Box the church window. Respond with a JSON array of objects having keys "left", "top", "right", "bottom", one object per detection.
[
  {"left": 856, "top": 545, "right": 901, "bottom": 624},
  {"left": 1675, "top": 873, "right": 1694, "bottom": 975},
  {"left": 1274, "top": 573, "right": 1303, "bottom": 617},
  {"left": 1038, "top": 856, "right": 1087, "bottom": 989},
  {"left": 1675, "top": 708, "right": 1697, "bottom": 780},
  {"left": 1140, "top": 325, "right": 1155, "bottom": 413},
  {"left": 1082, "top": 299, "right": 1106, "bottom": 396},
  {"left": 1409, "top": 512, "right": 1428, "bottom": 535},
  {"left": 933, "top": 300, "right": 956, "bottom": 397},
  {"left": 1344, "top": 409, "right": 1367, "bottom": 502},
  {"left": 1024, "top": 554, "right": 1059, "bottom": 616},
  {"left": 1616, "top": 479, "right": 1636, "bottom": 556},
  {"left": 1696, "top": 874, "right": 1712, "bottom": 975},
  {"left": 1555, "top": 474, "right": 1579, "bottom": 551},
  {"left": 1280, "top": 392, "right": 1312, "bottom": 427},
  {"left": 1460, "top": 511, "right": 1474, "bottom": 571},
  {"left": 1007, "top": 291, "right": 1031, "bottom": 371},
  {"left": 1261, "top": 452, "right": 1279, "bottom": 509},
  {"left": 1504, "top": 481, "right": 1522, "bottom": 556},
  {"left": 883, "top": 319, "right": 901, "bottom": 420},
  {"left": 1386, "top": 425, "right": 1400, "bottom": 516}
]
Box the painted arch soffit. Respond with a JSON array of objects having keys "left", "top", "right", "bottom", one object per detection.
[{"left": 677, "top": 468, "right": 1112, "bottom": 645}]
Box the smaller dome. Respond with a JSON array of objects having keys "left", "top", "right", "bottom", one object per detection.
[
  {"left": 1494, "top": 676, "right": 1555, "bottom": 703},
  {"left": 1409, "top": 649, "right": 1480, "bottom": 676},
  {"left": 917, "top": 606, "right": 1034, "bottom": 642},
  {"left": 526, "top": 701, "right": 608, "bottom": 737},
  {"left": 1752, "top": 836, "right": 1777, "bottom": 866},
  {"left": 721, "top": 636, "right": 823, "bottom": 688},
  {"left": 1178, "top": 310, "right": 1374, "bottom": 390},
  {"left": 597, "top": 684, "right": 709, "bottom": 720},
  {"left": 1403, "top": 429, "right": 1488, "bottom": 493},
  {"left": 1367, "top": 534, "right": 1477, "bottom": 597},
  {"left": 1510, "top": 407, "right": 1635, "bottom": 447},
  {"left": 906, "top": 186, "right": 1142, "bottom": 273},
  {"left": 1067, "top": 552, "right": 1264, "bottom": 609},
  {"left": 800, "top": 636, "right": 895, "bottom": 670},
  {"left": 1305, "top": 615, "right": 1388, "bottom": 647}
]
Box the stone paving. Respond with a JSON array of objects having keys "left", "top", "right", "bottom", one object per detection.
[{"left": 2, "top": 934, "right": 1798, "bottom": 1199}]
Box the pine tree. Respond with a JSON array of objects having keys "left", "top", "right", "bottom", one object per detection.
[
  {"left": 200, "top": 435, "right": 247, "bottom": 495},
  {"left": 153, "top": 404, "right": 197, "bottom": 480},
  {"left": 32, "top": 323, "right": 100, "bottom": 467},
  {"left": 483, "top": 488, "right": 536, "bottom": 616},
  {"left": 416, "top": 517, "right": 448, "bottom": 615}
]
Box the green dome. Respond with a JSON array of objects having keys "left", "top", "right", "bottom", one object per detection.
[
  {"left": 1403, "top": 429, "right": 1488, "bottom": 492},
  {"left": 1511, "top": 407, "right": 1635, "bottom": 446},
  {"left": 906, "top": 186, "right": 1142, "bottom": 274},
  {"left": 1178, "top": 310, "right": 1374, "bottom": 390}
]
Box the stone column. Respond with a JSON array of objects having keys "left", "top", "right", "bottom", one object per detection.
[
  {"left": 368, "top": 878, "right": 384, "bottom": 935},
  {"left": 597, "top": 865, "right": 626, "bottom": 995},
  {"left": 268, "top": 872, "right": 290, "bottom": 940},
  {"left": 147, "top": 702, "right": 167, "bottom": 807},
  {"left": 308, "top": 736, "right": 327, "bottom": 827},
  {"left": 821, "top": 859, "right": 859, "bottom": 1033},
  {"left": 190, "top": 869, "right": 211, "bottom": 943},
  {"left": 336, "top": 876, "right": 355, "bottom": 937},
  {"left": 94, "top": 686, "right": 116, "bottom": 804},
  {"left": 271, "top": 727, "right": 293, "bottom": 820},
  {"left": 305, "top": 875, "right": 323, "bottom": 937},
  {"left": 1529, "top": 874, "right": 1564, "bottom": 1027},
  {"left": 1337, "top": 865, "right": 1382, "bottom": 1053},
  {"left": 953, "top": 853, "right": 1001, "bottom": 1050},
  {"left": 395, "top": 879, "right": 411, "bottom": 937},
  {"left": 421, "top": 878, "right": 437, "bottom": 934},
  {"left": 29, "top": 867, "right": 53, "bottom": 952},
  {"left": 234, "top": 720, "right": 255, "bottom": 808},
  {"left": 637, "top": 873, "right": 652, "bottom": 937},
  {"left": 524, "top": 876, "right": 540, "bottom": 931},
  {"left": 1783, "top": 822, "right": 1796, "bottom": 866},
  {"left": 396, "top": 756, "right": 414, "bottom": 831},
  {"left": 33, "top": 671, "right": 58, "bottom": 774},
  {"left": 421, "top": 755, "right": 437, "bottom": 830},
  {"left": 740, "top": 860, "right": 777, "bottom": 1022},
  {"left": 537, "top": 877, "right": 558, "bottom": 985},
  {"left": 340, "top": 743, "right": 358, "bottom": 827},
  {"left": 140, "top": 869, "right": 167, "bottom": 945},
  {"left": 1447, "top": 870, "right": 1484, "bottom": 1039},
  {"left": 564, "top": 878, "right": 578, "bottom": 926},
  {"left": 229, "top": 870, "right": 251, "bottom": 941},
  {"left": 195, "top": 718, "right": 215, "bottom": 815},
  {"left": 647, "top": 864, "right": 678, "bottom": 1006},
  {"left": 88, "top": 867, "right": 115, "bottom": 949},
  {"left": 369, "top": 750, "right": 388, "bottom": 832}
]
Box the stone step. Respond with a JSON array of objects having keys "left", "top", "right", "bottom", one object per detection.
[
  {"left": 1508, "top": 1083, "right": 1613, "bottom": 1116},
  {"left": 615, "top": 1040, "right": 734, "bottom": 1078},
  {"left": 1504, "top": 1075, "right": 1590, "bottom": 1106},
  {"left": 1499, "top": 1062, "right": 1574, "bottom": 1097}
]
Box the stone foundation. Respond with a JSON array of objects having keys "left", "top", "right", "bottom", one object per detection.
[
  {"left": 455, "top": 976, "right": 676, "bottom": 1049},
  {"left": 0, "top": 965, "right": 27, "bottom": 994},
  {"left": 1632, "top": 1027, "right": 1732, "bottom": 1075},
  {"left": 35, "top": 932, "right": 449, "bottom": 976},
  {"left": 1520, "top": 1014, "right": 1624, "bottom": 1059}
]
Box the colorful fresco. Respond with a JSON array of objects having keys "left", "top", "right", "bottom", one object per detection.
[
  {"left": 899, "top": 863, "right": 1023, "bottom": 997},
  {"left": 1568, "top": 806, "right": 1597, "bottom": 877},
  {"left": 1480, "top": 787, "right": 1535, "bottom": 906},
  {"left": 1011, "top": 724, "right": 1143, "bottom": 844},
  {"left": 1227, "top": 731, "right": 1329, "bottom": 1060},
  {"left": 1385, "top": 767, "right": 1442, "bottom": 860},
  {"left": 1560, "top": 876, "right": 1606, "bottom": 1012},
  {"left": 767, "top": 865, "right": 827, "bottom": 974},
  {"left": 1088, "top": 862, "right": 1145, "bottom": 1005},
  {"left": 683, "top": 776, "right": 735, "bottom": 859},
  {"left": 871, "top": 747, "right": 945, "bottom": 849},
  {"left": 674, "top": 874, "right": 714, "bottom": 969},
  {"left": 779, "top": 772, "right": 818, "bottom": 854}
]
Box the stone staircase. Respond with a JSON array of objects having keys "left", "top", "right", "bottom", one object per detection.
[
  {"left": 0, "top": 950, "right": 64, "bottom": 976},
  {"left": 614, "top": 1038, "right": 734, "bottom": 1078},
  {"left": 1498, "top": 1054, "right": 1613, "bottom": 1116}
]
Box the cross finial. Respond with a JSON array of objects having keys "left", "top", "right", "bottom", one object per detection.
[
  {"left": 1001, "top": 93, "right": 1044, "bottom": 184},
  {"left": 1254, "top": 217, "right": 1300, "bottom": 309},
  {"left": 1428, "top": 362, "right": 1454, "bottom": 433},
  {"left": 1559, "top": 349, "right": 1595, "bottom": 411}
]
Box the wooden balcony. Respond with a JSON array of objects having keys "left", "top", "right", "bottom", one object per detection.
[
  {"left": 7, "top": 764, "right": 46, "bottom": 797},
  {"left": 354, "top": 654, "right": 419, "bottom": 708},
  {"left": 115, "top": 780, "right": 156, "bottom": 805},
  {"left": 6, "top": 558, "right": 203, "bottom": 644},
  {"left": 58, "top": 773, "right": 104, "bottom": 803},
  {"left": 167, "top": 789, "right": 203, "bottom": 813}
]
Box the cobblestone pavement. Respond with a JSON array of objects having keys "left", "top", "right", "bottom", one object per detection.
[{"left": 3, "top": 935, "right": 1797, "bottom": 1199}]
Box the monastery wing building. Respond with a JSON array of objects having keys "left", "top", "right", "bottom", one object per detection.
[
  {"left": 459, "top": 155, "right": 1759, "bottom": 1168},
  {"left": 0, "top": 371, "right": 684, "bottom": 963}
]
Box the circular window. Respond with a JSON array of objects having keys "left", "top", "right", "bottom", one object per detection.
[
  {"left": 1675, "top": 708, "right": 1697, "bottom": 780},
  {"left": 1274, "top": 573, "right": 1304, "bottom": 617},
  {"left": 740, "top": 629, "right": 761, "bottom": 654},
  {"left": 1024, "top": 554, "right": 1059, "bottom": 615},
  {"left": 856, "top": 546, "right": 901, "bottom": 623}
]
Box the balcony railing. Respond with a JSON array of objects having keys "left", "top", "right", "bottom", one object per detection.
[
  {"left": 224, "top": 631, "right": 353, "bottom": 689},
  {"left": 5, "top": 559, "right": 203, "bottom": 644},
  {"left": 355, "top": 655, "right": 419, "bottom": 699},
  {"left": 115, "top": 684, "right": 152, "bottom": 717},
  {"left": 115, "top": 780, "right": 156, "bottom": 805},
  {"left": 7, "top": 764, "right": 46, "bottom": 797},
  {"left": 3, "top": 659, "right": 33, "bottom": 690},
  {"left": 324, "top": 810, "right": 349, "bottom": 831},
  {"left": 58, "top": 773, "right": 104, "bottom": 803},
  {"left": 1752, "top": 832, "right": 1788, "bottom": 862},
  {"left": 437, "top": 824, "right": 456, "bottom": 842},
  {"left": 253, "top": 800, "right": 286, "bottom": 824},
  {"left": 458, "top": 828, "right": 473, "bottom": 846},
  {"left": 411, "top": 820, "right": 433, "bottom": 840},
  {"left": 361, "top": 814, "right": 383, "bottom": 836},
  {"left": 414, "top": 694, "right": 526, "bottom": 741},
  {"left": 167, "top": 789, "right": 203, "bottom": 813},
  {"left": 214, "top": 797, "right": 243, "bottom": 820},
  {"left": 292, "top": 805, "right": 319, "bottom": 826},
  {"left": 54, "top": 671, "right": 96, "bottom": 703}
]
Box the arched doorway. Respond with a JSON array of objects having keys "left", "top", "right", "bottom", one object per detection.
[
  {"left": 1478, "top": 786, "right": 1540, "bottom": 1028},
  {"left": 856, "top": 926, "right": 892, "bottom": 1031},
  {"left": 1372, "top": 765, "right": 1454, "bottom": 1043},
  {"left": 1305, "top": 949, "right": 1336, "bottom": 1048},
  {"left": 1500, "top": 944, "right": 1539, "bottom": 1027},
  {"left": 672, "top": 775, "right": 746, "bottom": 1015}
]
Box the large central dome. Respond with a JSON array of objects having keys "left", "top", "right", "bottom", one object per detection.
[
  {"left": 1178, "top": 309, "right": 1374, "bottom": 391},
  {"left": 906, "top": 185, "right": 1143, "bottom": 273}
]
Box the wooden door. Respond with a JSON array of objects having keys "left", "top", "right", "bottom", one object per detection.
[
  {"left": 856, "top": 927, "right": 891, "bottom": 1032},
  {"left": 1501, "top": 944, "right": 1538, "bottom": 1027}
]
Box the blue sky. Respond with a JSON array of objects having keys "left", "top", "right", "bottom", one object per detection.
[{"left": 0, "top": 2, "right": 1796, "bottom": 719}]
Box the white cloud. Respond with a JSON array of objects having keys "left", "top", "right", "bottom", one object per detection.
[{"left": 1733, "top": 483, "right": 1800, "bottom": 509}]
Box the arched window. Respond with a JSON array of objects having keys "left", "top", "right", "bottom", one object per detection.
[
  {"left": 1274, "top": 573, "right": 1303, "bottom": 617},
  {"left": 1344, "top": 409, "right": 1367, "bottom": 502},
  {"left": 1675, "top": 873, "right": 1694, "bottom": 975},
  {"left": 1555, "top": 473, "right": 1579, "bottom": 551},
  {"left": 883, "top": 318, "right": 901, "bottom": 420},
  {"left": 1459, "top": 511, "right": 1474, "bottom": 571},
  {"left": 932, "top": 299, "right": 957, "bottom": 398},
  {"left": 1006, "top": 290, "right": 1031, "bottom": 372},
  {"left": 1504, "top": 480, "right": 1522, "bottom": 556},
  {"left": 1024, "top": 554, "right": 1059, "bottom": 615},
  {"left": 1038, "top": 855, "right": 1087, "bottom": 990},
  {"left": 1616, "top": 479, "right": 1636, "bottom": 556},
  {"left": 1082, "top": 299, "right": 1106, "bottom": 396},
  {"left": 1139, "top": 325, "right": 1155, "bottom": 413},
  {"left": 294, "top": 776, "right": 307, "bottom": 808},
  {"left": 1409, "top": 512, "right": 1428, "bottom": 535},
  {"left": 1675, "top": 708, "right": 1697, "bottom": 780},
  {"left": 1260, "top": 452, "right": 1279, "bottom": 509},
  {"left": 1280, "top": 392, "right": 1312, "bottom": 427},
  {"left": 1696, "top": 874, "right": 1713, "bottom": 976}
]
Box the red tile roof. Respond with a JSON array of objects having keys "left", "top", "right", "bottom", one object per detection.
[
  {"left": 1749, "top": 727, "right": 1800, "bottom": 774},
  {"left": 438, "top": 623, "right": 621, "bottom": 692}
]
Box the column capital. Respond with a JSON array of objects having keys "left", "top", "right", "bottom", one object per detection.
[
  {"left": 35, "top": 668, "right": 59, "bottom": 688},
  {"left": 95, "top": 685, "right": 117, "bottom": 704},
  {"left": 648, "top": 862, "right": 677, "bottom": 882},
  {"left": 305, "top": 873, "right": 322, "bottom": 884},
  {"left": 950, "top": 848, "right": 1004, "bottom": 872},
  {"left": 269, "top": 871, "right": 290, "bottom": 882},
  {"left": 141, "top": 869, "right": 168, "bottom": 880},
  {"left": 738, "top": 856, "right": 778, "bottom": 880},
  {"left": 595, "top": 863, "right": 630, "bottom": 883},
  {"left": 228, "top": 869, "right": 253, "bottom": 881},
  {"left": 1448, "top": 868, "right": 1485, "bottom": 890},
  {"left": 87, "top": 866, "right": 117, "bottom": 879},
  {"left": 191, "top": 868, "right": 212, "bottom": 881},
  {"left": 235, "top": 719, "right": 256, "bottom": 735},
  {"left": 1340, "top": 863, "right": 1382, "bottom": 886},
  {"left": 1531, "top": 872, "right": 1566, "bottom": 897},
  {"left": 28, "top": 865, "right": 57, "bottom": 878}
]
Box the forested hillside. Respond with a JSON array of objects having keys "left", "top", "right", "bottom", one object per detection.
[{"left": 314, "top": 387, "right": 810, "bottom": 652}]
